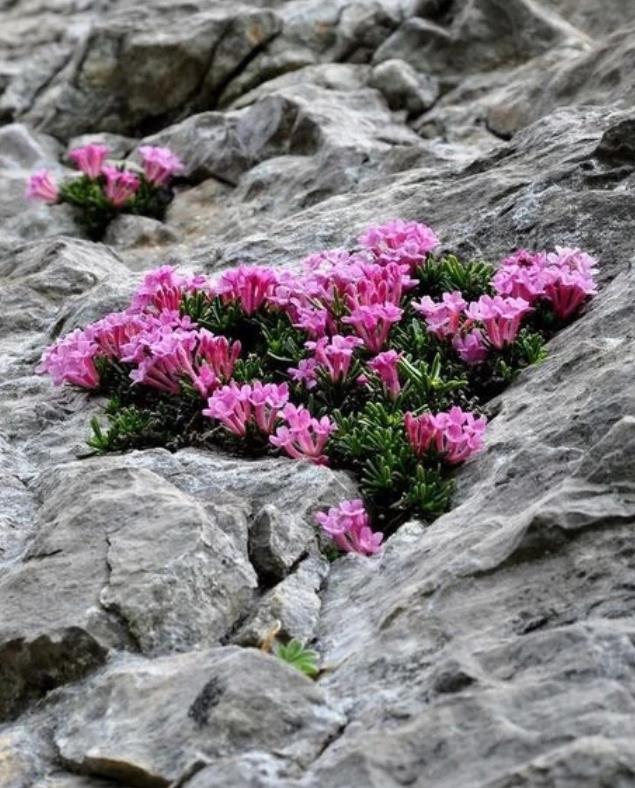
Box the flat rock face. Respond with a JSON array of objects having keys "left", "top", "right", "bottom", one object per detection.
[{"left": 1, "top": 0, "right": 634, "bottom": 786}]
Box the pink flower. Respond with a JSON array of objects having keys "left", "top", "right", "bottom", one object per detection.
[
  {"left": 305, "top": 335, "right": 363, "bottom": 384},
  {"left": 358, "top": 219, "right": 439, "bottom": 270},
  {"left": 203, "top": 381, "right": 288, "bottom": 436},
  {"left": 315, "top": 499, "right": 383, "bottom": 556},
  {"left": 493, "top": 250, "right": 548, "bottom": 303},
  {"left": 293, "top": 307, "right": 329, "bottom": 339},
  {"left": 124, "top": 322, "right": 240, "bottom": 398},
  {"left": 248, "top": 381, "right": 290, "bottom": 433},
  {"left": 26, "top": 170, "right": 59, "bottom": 203},
  {"left": 36, "top": 328, "right": 100, "bottom": 388},
  {"left": 493, "top": 247, "right": 598, "bottom": 320},
  {"left": 368, "top": 350, "right": 402, "bottom": 398},
  {"left": 343, "top": 262, "right": 417, "bottom": 310},
  {"left": 288, "top": 358, "right": 319, "bottom": 390},
  {"left": 452, "top": 329, "right": 488, "bottom": 365},
  {"left": 542, "top": 247, "right": 598, "bottom": 320},
  {"left": 203, "top": 382, "right": 254, "bottom": 436},
  {"left": 215, "top": 265, "right": 279, "bottom": 316},
  {"left": 89, "top": 311, "right": 150, "bottom": 359},
  {"left": 129, "top": 328, "right": 198, "bottom": 395},
  {"left": 138, "top": 145, "right": 184, "bottom": 186},
  {"left": 102, "top": 166, "right": 140, "bottom": 207},
  {"left": 413, "top": 291, "right": 467, "bottom": 339},
  {"left": 466, "top": 295, "right": 531, "bottom": 350},
  {"left": 270, "top": 404, "right": 334, "bottom": 465},
  {"left": 404, "top": 407, "right": 486, "bottom": 464},
  {"left": 342, "top": 303, "right": 403, "bottom": 353},
  {"left": 130, "top": 266, "right": 210, "bottom": 315},
  {"left": 68, "top": 144, "right": 109, "bottom": 179}
]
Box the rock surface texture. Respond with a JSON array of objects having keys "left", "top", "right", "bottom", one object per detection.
[{"left": 1, "top": 0, "right": 634, "bottom": 786}]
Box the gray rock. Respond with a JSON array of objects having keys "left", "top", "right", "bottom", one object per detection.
[
  {"left": 53, "top": 647, "right": 345, "bottom": 785},
  {"left": 35, "top": 5, "right": 282, "bottom": 139},
  {"left": 248, "top": 503, "right": 319, "bottom": 583},
  {"left": 369, "top": 58, "right": 439, "bottom": 117},
  {"left": 102, "top": 214, "right": 179, "bottom": 251},
  {"left": 235, "top": 555, "right": 329, "bottom": 647},
  {"left": 0, "top": 124, "right": 79, "bottom": 244},
  {"left": 1, "top": 1, "right": 635, "bottom": 786},
  {"left": 374, "top": 0, "right": 585, "bottom": 77}
]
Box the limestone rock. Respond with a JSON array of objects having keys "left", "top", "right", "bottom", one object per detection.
[
  {"left": 1, "top": 1, "right": 635, "bottom": 786},
  {"left": 369, "top": 58, "right": 439, "bottom": 117},
  {"left": 53, "top": 647, "right": 345, "bottom": 786}
]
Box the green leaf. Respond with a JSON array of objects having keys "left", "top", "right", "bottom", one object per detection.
[{"left": 274, "top": 639, "right": 320, "bottom": 678}]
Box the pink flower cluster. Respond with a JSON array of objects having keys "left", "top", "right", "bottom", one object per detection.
[
  {"left": 26, "top": 143, "right": 183, "bottom": 208},
  {"left": 359, "top": 219, "right": 439, "bottom": 270},
  {"left": 204, "top": 381, "right": 289, "bottom": 436},
  {"left": 315, "top": 499, "right": 384, "bottom": 556},
  {"left": 216, "top": 265, "right": 280, "bottom": 315},
  {"left": 128, "top": 326, "right": 241, "bottom": 397},
  {"left": 493, "top": 247, "right": 598, "bottom": 320},
  {"left": 303, "top": 335, "right": 363, "bottom": 384},
  {"left": 138, "top": 145, "right": 184, "bottom": 186},
  {"left": 414, "top": 290, "right": 532, "bottom": 363},
  {"left": 270, "top": 404, "right": 334, "bottom": 465},
  {"left": 404, "top": 407, "right": 487, "bottom": 464}
]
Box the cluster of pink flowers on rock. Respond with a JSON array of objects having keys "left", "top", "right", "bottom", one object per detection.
[
  {"left": 315, "top": 499, "right": 384, "bottom": 556},
  {"left": 38, "top": 219, "right": 599, "bottom": 559},
  {"left": 26, "top": 143, "right": 184, "bottom": 207},
  {"left": 414, "top": 247, "right": 598, "bottom": 366},
  {"left": 493, "top": 247, "right": 598, "bottom": 320}
]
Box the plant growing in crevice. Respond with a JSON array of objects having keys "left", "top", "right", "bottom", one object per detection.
[
  {"left": 37, "top": 220, "right": 598, "bottom": 557},
  {"left": 26, "top": 143, "right": 184, "bottom": 239}
]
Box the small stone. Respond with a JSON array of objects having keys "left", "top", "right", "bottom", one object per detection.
[{"left": 370, "top": 58, "right": 439, "bottom": 118}]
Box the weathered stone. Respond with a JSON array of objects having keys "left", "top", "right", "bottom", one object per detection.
[
  {"left": 369, "top": 58, "right": 439, "bottom": 117},
  {"left": 1, "top": 2, "right": 635, "bottom": 786},
  {"left": 235, "top": 554, "right": 329, "bottom": 646},
  {"left": 34, "top": 6, "right": 283, "bottom": 139},
  {"left": 374, "top": 0, "right": 585, "bottom": 77},
  {"left": 0, "top": 123, "right": 79, "bottom": 244},
  {"left": 102, "top": 214, "right": 179, "bottom": 253},
  {"left": 248, "top": 503, "right": 318, "bottom": 583},
  {"left": 53, "top": 647, "right": 345, "bottom": 786}
]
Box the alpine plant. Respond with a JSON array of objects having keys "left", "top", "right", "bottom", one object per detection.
[
  {"left": 26, "top": 143, "right": 184, "bottom": 239},
  {"left": 37, "top": 220, "right": 598, "bottom": 557}
]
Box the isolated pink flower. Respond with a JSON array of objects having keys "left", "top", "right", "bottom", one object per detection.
[
  {"left": 26, "top": 170, "right": 59, "bottom": 203},
  {"left": 102, "top": 166, "right": 140, "bottom": 207},
  {"left": 305, "top": 335, "right": 363, "bottom": 384},
  {"left": 270, "top": 404, "right": 334, "bottom": 465},
  {"left": 413, "top": 291, "right": 467, "bottom": 339},
  {"left": 466, "top": 294, "right": 531, "bottom": 350},
  {"left": 36, "top": 328, "right": 100, "bottom": 388},
  {"left": 404, "top": 407, "right": 486, "bottom": 464},
  {"left": 68, "top": 144, "right": 109, "bottom": 179},
  {"left": 368, "top": 350, "right": 402, "bottom": 398},
  {"left": 359, "top": 219, "right": 439, "bottom": 270},
  {"left": 138, "top": 145, "right": 184, "bottom": 186},
  {"left": 315, "top": 499, "right": 383, "bottom": 556},
  {"left": 542, "top": 247, "right": 598, "bottom": 320},
  {"left": 342, "top": 303, "right": 403, "bottom": 352}
]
